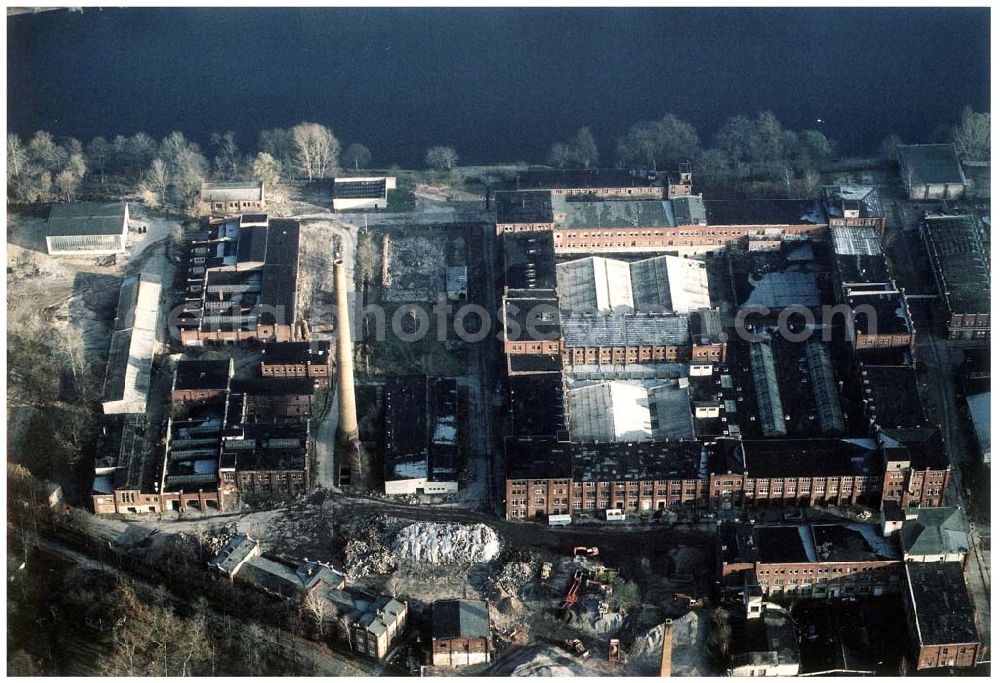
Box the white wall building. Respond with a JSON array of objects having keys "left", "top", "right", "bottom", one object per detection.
[
  {"left": 332, "top": 176, "right": 397, "bottom": 211},
  {"left": 45, "top": 202, "right": 129, "bottom": 255}
]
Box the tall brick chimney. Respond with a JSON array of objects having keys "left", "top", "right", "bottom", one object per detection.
[
  {"left": 660, "top": 619, "right": 673, "bottom": 676},
  {"left": 334, "top": 258, "right": 359, "bottom": 441}
]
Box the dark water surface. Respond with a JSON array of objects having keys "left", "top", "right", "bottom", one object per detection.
[{"left": 7, "top": 7, "right": 990, "bottom": 166}]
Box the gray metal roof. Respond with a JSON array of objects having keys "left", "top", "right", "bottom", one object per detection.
[
  {"left": 966, "top": 391, "right": 990, "bottom": 460},
  {"left": 805, "top": 340, "right": 845, "bottom": 435},
  {"left": 47, "top": 201, "right": 127, "bottom": 237},
  {"left": 898, "top": 144, "right": 968, "bottom": 186},
  {"left": 900, "top": 507, "right": 969, "bottom": 558},
  {"left": 831, "top": 225, "right": 883, "bottom": 256},
  {"left": 743, "top": 271, "right": 820, "bottom": 309},
  {"left": 208, "top": 533, "right": 259, "bottom": 575},
  {"left": 238, "top": 555, "right": 305, "bottom": 598},
  {"left": 923, "top": 214, "right": 990, "bottom": 316},
  {"left": 671, "top": 195, "right": 707, "bottom": 226},
  {"left": 557, "top": 256, "right": 634, "bottom": 313},
  {"left": 750, "top": 343, "right": 786, "bottom": 437},
  {"left": 822, "top": 185, "right": 883, "bottom": 220},
  {"left": 561, "top": 313, "right": 690, "bottom": 348},
  {"left": 432, "top": 599, "right": 490, "bottom": 640},
  {"left": 551, "top": 195, "right": 675, "bottom": 229},
  {"left": 649, "top": 382, "right": 696, "bottom": 439},
  {"left": 200, "top": 181, "right": 264, "bottom": 202}
]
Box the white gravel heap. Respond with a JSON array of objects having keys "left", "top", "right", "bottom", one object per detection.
[{"left": 393, "top": 522, "right": 500, "bottom": 565}]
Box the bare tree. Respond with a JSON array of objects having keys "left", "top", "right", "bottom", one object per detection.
[
  {"left": 158, "top": 131, "right": 193, "bottom": 174},
  {"left": 258, "top": 128, "right": 296, "bottom": 180},
  {"left": 211, "top": 131, "right": 242, "bottom": 179},
  {"left": 342, "top": 143, "right": 372, "bottom": 172},
  {"left": 547, "top": 142, "right": 573, "bottom": 168},
  {"left": 749, "top": 111, "right": 786, "bottom": 163},
  {"left": 125, "top": 133, "right": 158, "bottom": 177},
  {"left": 799, "top": 130, "right": 833, "bottom": 164},
  {"left": 7, "top": 133, "right": 30, "bottom": 199},
  {"left": 238, "top": 623, "right": 268, "bottom": 672},
  {"left": 953, "top": 106, "right": 990, "bottom": 161},
  {"left": 28, "top": 131, "right": 67, "bottom": 172},
  {"left": 173, "top": 147, "right": 209, "bottom": 209},
  {"left": 54, "top": 169, "right": 80, "bottom": 201},
  {"left": 101, "top": 581, "right": 213, "bottom": 676},
  {"left": 802, "top": 168, "right": 822, "bottom": 195},
  {"left": 652, "top": 114, "right": 700, "bottom": 167},
  {"left": 251, "top": 152, "right": 282, "bottom": 192},
  {"left": 713, "top": 115, "right": 756, "bottom": 166},
  {"left": 335, "top": 614, "right": 353, "bottom": 646},
  {"left": 7, "top": 133, "right": 27, "bottom": 180},
  {"left": 86, "top": 136, "right": 111, "bottom": 184},
  {"left": 291, "top": 122, "right": 340, "bottom": 181},
  {"left": 707, "top": 607, "right": 732, "bottom": 662},
  {"left": 141, "top": 159, "right": 170, "bottom": 208},
  {"left": 616, "top": 114, "right": 699, "bottom": 170},
  {"left": 302, "top": 590, "right": 334, "bottom": 639},
  {"left": 569, "top": 127, "right": 599, "bottom": 168},
  {"left": 425, "top": 145, "right": 459, "bottom": 171},
  {"left": 616, "top": 120, "right": 660, "bottom": 169}
]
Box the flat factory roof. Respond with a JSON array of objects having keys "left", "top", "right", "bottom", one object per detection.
[{"left": 905, "top": 562, "right": 979, "bottom": 646}]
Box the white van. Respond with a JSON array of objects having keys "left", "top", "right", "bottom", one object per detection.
[{"left": 548, "top": 514, "right": 572, "bottom": 526}]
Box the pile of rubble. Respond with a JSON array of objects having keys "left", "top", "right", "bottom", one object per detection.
[
  {"left": 393, "top": 522, "right": 501, "bottom": 565},
  {"left": 494, "top": 560, "right": 534, "bottom": 597},
  {"left": 343, "top": 516, "right": 398, "bottom": 577},
  {"left": 203, "top": 524, "right": 240, "bottom": 556}
]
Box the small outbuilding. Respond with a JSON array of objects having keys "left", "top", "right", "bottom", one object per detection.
[
  {"left": 199, "top": 181, "right": 265, "bottom": 215},
  {"left": 897, "top": 144, "right": 968, "bottom": 200},
  {"left": 332, "top": 176, "right": 396, "bottom": 211},
  {"left": 45, "top": 201, "right": 129, "bottom": 255},
  {"left": 429, "top": 599, "right": 492, "bottom": 667}
]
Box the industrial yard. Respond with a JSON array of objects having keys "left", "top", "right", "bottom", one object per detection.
[{"left": 6, "top": 6, "right": 991, "bottom": 675}]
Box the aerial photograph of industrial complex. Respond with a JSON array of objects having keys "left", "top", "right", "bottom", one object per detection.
[{"left": 5, "top": 4, "right": 992, "bottom": 678}]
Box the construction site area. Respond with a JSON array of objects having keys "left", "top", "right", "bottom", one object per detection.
[{"left": 67, "top": 487, "right": 722, "bottom": 676}]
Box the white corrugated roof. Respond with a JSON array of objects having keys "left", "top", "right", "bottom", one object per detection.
[
  {"left": 556, "top": 256, "right": 634, "bottom": 313},
  {"left": 831, "top": 225, "right": 883, "bottom": 256},
  {"left": 567, "top": 381, "right": 652, "bottom": 442},
  {"left": 661, "top": 255, "right": 711, "bottom": 314},
  {"left": 102, "top": 273, "right": 161, "bottom": 414},
  {"left": 558, "top": 254, "right": 709, "bottom": 315}
]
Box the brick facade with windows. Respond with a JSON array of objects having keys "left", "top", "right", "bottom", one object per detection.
[
  {"left": 880, "top": 429, "right": 952, "bottom": 509},
  {"left": 720, "top": 523, "right": 903, "bottom": 602}
]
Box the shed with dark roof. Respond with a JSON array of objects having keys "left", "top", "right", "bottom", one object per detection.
[
  {"left": 429, "top": 599, "right": 492, "bottom": 667},
  {"left": 897, "top": 144, "right": 967, "bottom": 200},
  {"left": 46, "top": 201, "right": 129, "bottom": 255}
]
